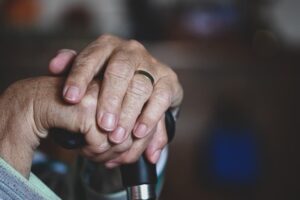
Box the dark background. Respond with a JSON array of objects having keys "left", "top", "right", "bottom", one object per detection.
[{"left": 0, "top": 0, "right": 299, "bottom": 199}]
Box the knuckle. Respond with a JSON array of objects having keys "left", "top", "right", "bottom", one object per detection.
[
  {"left": 76, "top": 107, "right": 96, "bottom": 134},
  {"left": 105, "top": 60, "right": 133, "bottom": 82},
  {"left": 104, "top": 70, "right": 128, "bottom": 83},
  {"left": 81, "top": 143, "right": 111, "bottom": 161},
  {"left": 142, "top": 113, "right": 157, "bottom": 126},
  {"left": 163, "top": 66, "right": 177, "bottom": 80},
  {"left": 97, "top": 34, "right": 115, "bottom": 42},
  {"left": 79, "top": 102, "right": 95, "bottom": 117},
  {"left": 81, "top": 95, "right": 97, "bottom": 110},
  {"left": 86, "top": 141, "right": 111, "bottom": 154},
  {"left": 126, "top": 39, "right": 145, "bottom": 51},
  {"left": 157, "top": 133, "right": 168, "bottom": 147},
  {"left": 79, "top": 89, "right": 99, "bottom": 114},
  {"left": 150, "top": 56, "right": 158, "bottom": 64},
  {"left": 113, "top": 139, "right": 132, "bottom": 153},
  {"left": 153, "top": 88, "right": 172, "bottom": 108},
  {"left": 159, "top": 63, "right": 177, "bottom": 79},
  {"left": 127, "top": 77, "right": 152, "bottom": 98},
  {"left": 74, "top": 111, "right": 88, "bottom": 130}
]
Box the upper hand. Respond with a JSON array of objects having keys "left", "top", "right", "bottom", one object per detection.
[{"left": 48, "top": 35, "right": 183, "bottom": 164}]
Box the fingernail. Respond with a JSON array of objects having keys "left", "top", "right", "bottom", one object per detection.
[
  {"left": 134, "top": 123, "right": 148, "bottom": 138},
  {"left": 105, "top": 161, "right": 119, "bottom": 169},
  {"left": 110, "top": 126, "right": 126, "bottom": 143},
  {"left": 152, "top": 150, "right": 162, "bottom": 163},
  {"left": 100, "top": 113, "right": 117, "bottom": 131},
  {"left": 63, "top": 86, "right": 80, "bottom": 102}
]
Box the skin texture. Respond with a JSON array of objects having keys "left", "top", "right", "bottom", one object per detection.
[
  {"left": 49, "top": 35, "right": 183, "bottom": 166},
  {"left": 0, "top": 35, "right": 183, "bottom": 178},
  {"left": 0, "top": 77, "right": 167, "bottom": 178}
]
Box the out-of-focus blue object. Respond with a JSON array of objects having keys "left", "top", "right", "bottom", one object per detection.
[
  {"left": 210, "top": 127, "right": 259, "bottom": 185},
  {"left": 199, "top": 100, "right": 262, "bottom": 190},
  {"left": 181, "top": 5, "right": 240, "bottom": 37}
]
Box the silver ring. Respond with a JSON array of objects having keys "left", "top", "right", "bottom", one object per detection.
[{"left": 134, "top": 70, "right": 155, "bottom": 85}]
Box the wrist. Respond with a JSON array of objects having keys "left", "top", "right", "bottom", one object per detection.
[{"left": 0, "top": 79, "right": 42, "bottom": 177}]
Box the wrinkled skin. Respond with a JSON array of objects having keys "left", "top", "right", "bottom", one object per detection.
[
  {"left": 49, "top": 35, "right": 183, "bottom": 167},
  {"left": 0, "top": 77, "right": 164, "bottom": 178},
  {"left": 0, "top": 35, "right": 184, "bottom": 178}
]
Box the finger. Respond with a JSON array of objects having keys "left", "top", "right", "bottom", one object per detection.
[
  {"left": 44, "top": 78, "right": 100, "bottom": 136},
  {"left": 83, "top": 132, "right": 111, "bottom": 154},
  {"left": 77, "top": 82, "right": 111, "bottom": 152},
  {"left": 63, "top": 35, "right": 121, "bottom": 104},
  {"left": 108, "top": 72, "right": 153, "bottom": 143},
  {"left": 133, "top": 76, "right": 173, "bottom": 139},
  {"left": 49, "top": 49, "right": 77, "bottom": 75},
  {"left": 96, "top": 51, "right": 138, "bottom": 131},
  {"left": 105, "top": 126, "right": 157, "bottom": 167},
  {"left": 145, "top": 116, "right": 168, "bottom": 164},
  {"left": 88, "top": 137, "right": 133, "bottom": 163},
  {"left": 96, "top": 39, "right": 150, "bottom": 132}
]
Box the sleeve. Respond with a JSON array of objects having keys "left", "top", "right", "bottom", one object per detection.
[{"left": 0, "top": 157, "right": 61, "bottom": 200}]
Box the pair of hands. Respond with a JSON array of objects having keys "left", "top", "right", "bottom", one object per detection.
[{"left": 0, "top": 35, "right": 183, "bottom": 177}]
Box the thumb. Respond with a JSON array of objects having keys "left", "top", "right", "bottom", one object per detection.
[
  {"left": 48, "top": 49, "right": 77, "bottom": 75},
  {"left": 34, "top": 77, "right": 94, "bottom": 135}
]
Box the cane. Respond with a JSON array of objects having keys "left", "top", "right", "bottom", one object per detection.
[{"left": 51, "top": 109, "right": 175, "bottom": 200}]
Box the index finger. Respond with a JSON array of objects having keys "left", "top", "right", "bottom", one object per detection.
[{"left": 63, "top": 35, "right": 122, "bottom": 103}]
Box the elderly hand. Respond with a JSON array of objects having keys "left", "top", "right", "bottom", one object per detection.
[
  {"left": 48, "top": 35, "right": 183, "bottom": 166},
  {"left": 0, "top": 77, "right": 160, "bottom": 177}
]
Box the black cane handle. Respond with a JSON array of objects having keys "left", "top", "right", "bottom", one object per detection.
[
  {"left": 119, "top": 110, "right": 175, "bottom": 187},
  {"left": 50, "top": 109, "right": 175, "bottom": 199}
]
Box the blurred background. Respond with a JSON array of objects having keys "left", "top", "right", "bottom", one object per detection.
[{"left": 0, "top": 0, "right": 299, "bottom": 199}]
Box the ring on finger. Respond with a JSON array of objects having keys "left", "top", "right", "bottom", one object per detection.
[{"left": 134, "top": 69, "right": 155, "bottom": 86}]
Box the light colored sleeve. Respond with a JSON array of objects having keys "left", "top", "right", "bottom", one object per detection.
[{"left": 0, "top": 157, "right": 61, "bottom": 200}]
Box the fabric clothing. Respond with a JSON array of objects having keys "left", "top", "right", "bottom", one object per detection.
[{"left": 0, "top": 157, "right": 60, "bottom": 200}]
